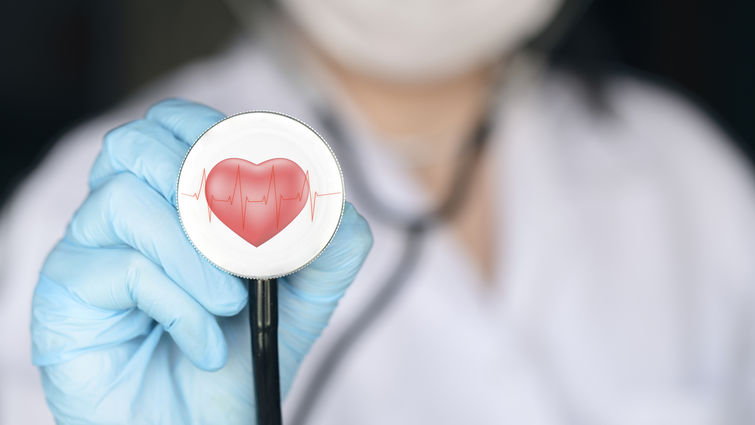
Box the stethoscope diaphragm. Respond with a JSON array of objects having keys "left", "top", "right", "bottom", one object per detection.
[{"left": 177, "top": 111, "right": 345, "bottom": 279}]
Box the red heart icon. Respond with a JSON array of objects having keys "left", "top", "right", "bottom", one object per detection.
[{"left": 205, "top": 157, "right": 309, "bottom": 247}]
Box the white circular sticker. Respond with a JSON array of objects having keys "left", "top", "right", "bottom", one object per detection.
[{"left": 177, "top": 111, "right": 345, "bottom": 279}]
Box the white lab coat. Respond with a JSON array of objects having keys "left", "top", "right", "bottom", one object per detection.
[{"left": 1, "top": 39, "right": 754, "bottom": 425}]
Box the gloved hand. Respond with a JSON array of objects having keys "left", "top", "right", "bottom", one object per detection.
[{"left": 31, "top": 99, "right": 372, "bottom": 424}]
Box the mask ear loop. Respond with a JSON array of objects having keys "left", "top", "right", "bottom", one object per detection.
[{"left": 249, "top": 277, "right": 282, "bottom": 425}]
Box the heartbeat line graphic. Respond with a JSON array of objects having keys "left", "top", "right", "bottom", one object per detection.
[{"left": 180, "top": 165, "right": 341, "bottom": 229}]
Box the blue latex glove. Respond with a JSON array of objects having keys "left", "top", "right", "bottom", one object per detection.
[{"left": 31, "top": 99, "right": 373, "bottom": 424}]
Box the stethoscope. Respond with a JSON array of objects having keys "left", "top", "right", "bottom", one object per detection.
[
  {"left": 215, "top": 3, "right": 592, "bottom": 423},
  {"left": 284, "top": 1, "right": 596, "bottom": 418},
  {"left": 287, "top": 102, "right": 495, "bottom": 425}
]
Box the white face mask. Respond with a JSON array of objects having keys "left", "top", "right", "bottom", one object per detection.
[{"left": 278, "top": 0, "right": 565, "bottom": 82}]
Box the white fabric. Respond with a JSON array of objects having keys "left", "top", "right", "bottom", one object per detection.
[{"left": 1, "top": 40, "right": 754, "bottom": 424}]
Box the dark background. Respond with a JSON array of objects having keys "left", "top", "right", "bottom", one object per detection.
[{"left": 0, "top": 0, "right": 753, "bottom": 207}]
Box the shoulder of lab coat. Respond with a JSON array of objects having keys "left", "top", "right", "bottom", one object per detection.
[
  {"left": 0, "top": 37, "right": 309, "bottom": 295},
  {"left": 508, "top": 70, "right": 755, "bottom": 422},
  {"left": 550, "top": 70, "right": 755, "bottom": 290}
]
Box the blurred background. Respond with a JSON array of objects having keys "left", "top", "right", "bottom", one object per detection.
[
  {"left": 1, "top": 2, "right": 754, "bottom": 424},
  {"left": 0, "top": 0, "right": 753, "bottom": 204}
]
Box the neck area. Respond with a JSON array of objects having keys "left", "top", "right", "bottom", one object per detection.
[
  {"left": 313, "top": 48, "right": 501, "bottom": 282},
  {"left": 327, "top": 58, "right": 496, "bottom": 160},
  {"left": 318, "top": 48, "right": 499, "bottom": 197}
]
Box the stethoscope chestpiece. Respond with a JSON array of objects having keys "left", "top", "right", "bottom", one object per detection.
[
  {"left": 177, "top": 111, "right": 345, "bottom": 425},
  {"left": 177, "top": 110, "right": 345, "bottom": 279}
]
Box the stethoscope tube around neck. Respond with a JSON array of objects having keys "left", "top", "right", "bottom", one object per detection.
[{"left": 289, "top": 105, "right": 493, "bottom": 425}]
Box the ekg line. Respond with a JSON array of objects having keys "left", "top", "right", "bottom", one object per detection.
[{"left": 180, "top": 166, "right": 341, "bottom": 230}]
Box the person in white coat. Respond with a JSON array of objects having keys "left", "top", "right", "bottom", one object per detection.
[{"left": 2, "top": 0, "right": 755, "bottom": 423}]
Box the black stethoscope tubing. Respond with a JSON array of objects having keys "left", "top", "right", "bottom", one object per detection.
[
  {"left": 242, "top": 1, "right": 593, "bottom": 420},
  {"left": 288, "top": 106, "right": 493, "bottom": 425}
]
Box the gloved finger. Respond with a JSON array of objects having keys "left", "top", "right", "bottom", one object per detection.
[
  {"left": 278, "top": 202, "right": 372, "bottom": 355},
  {"left": 89, "top": 119, "right": 188, "bottom": 205},
  {"left": 145, "top": 98, "right": 225, "bottom": 145},
  {"left": 67, "top": 172, "right": 247, "bottom": 317},
  {"left": 36, "top": 241, "right": 227, "bottom": 370}
]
